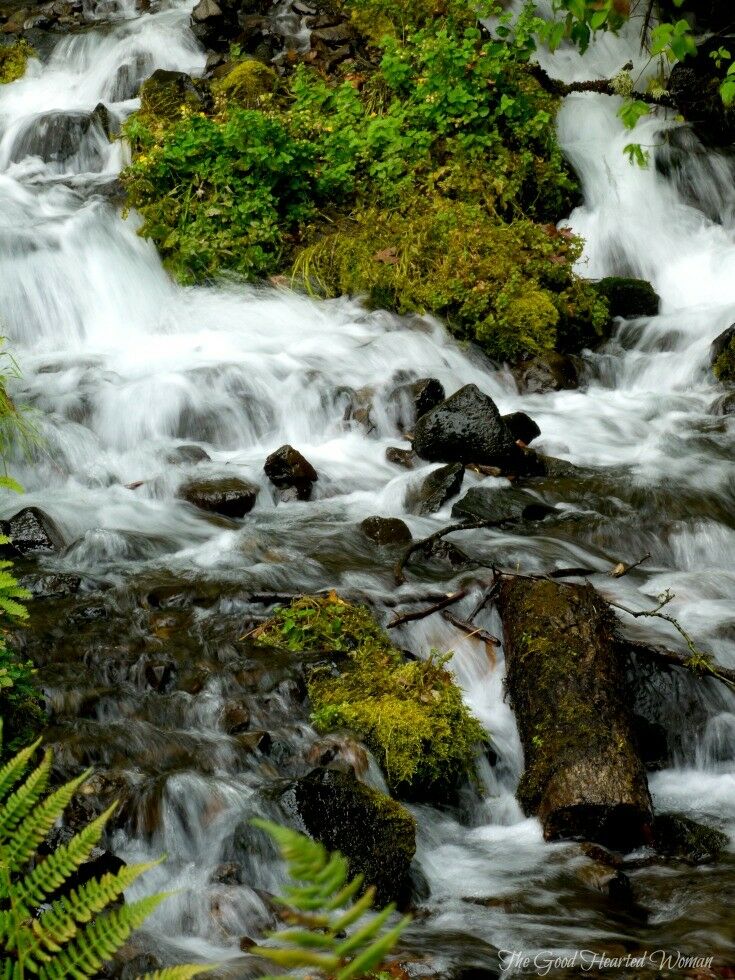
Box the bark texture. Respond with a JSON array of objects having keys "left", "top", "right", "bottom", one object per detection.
[{"left": 498, "top": 577, "right": 652, "bottom": 850}]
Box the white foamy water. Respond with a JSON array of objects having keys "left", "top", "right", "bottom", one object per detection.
[{"left": 1, "top": 0, "right": 734, "bottom": 973}]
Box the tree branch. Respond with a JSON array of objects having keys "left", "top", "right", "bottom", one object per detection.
[{"left": 528, "top": 64, "right": 675, "bottom": 107}]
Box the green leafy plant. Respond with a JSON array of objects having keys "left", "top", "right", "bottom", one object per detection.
[
  {"left": 0, "top": 729, "right": 210, "bottom": 979},
  {"left": 251, "top": 819, "right": 410, "bottom": 979}
]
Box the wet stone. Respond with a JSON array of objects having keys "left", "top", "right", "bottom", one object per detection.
[
  {"left": 513, "top": 352, "right": 579, "bottom": 394},
  {"left": 451, "top": 486, "right": 544, "bottom": 523},
  {"left": 222, "top": 698, "right": 250, "bottom": 735},
  {"left": 178, "top": 477, "right": 259, "bottom": 518},
  {"left": 0, "top": 507, "right": 65, "bottom": 557},
  {"left": 385, "top": 446, "right": 418, "bottom": 468},
  {"left": 264, "top": 444, "right": 317, "bottom": 501},
  {"left": 360, "top": 516, "right": 411, "bottom": 546},
  {"left": 166, "top": 444, "right": 211, "bottom": 465},
  {"left": 211, "top": 861, "right": 243, "bottom": 885},
  {"left": 407, "top": 462, "right": 464, "bottom": 516},
  {"left": 502, "top": 410, "right": 541, "bottom": 445},
  {"left": 413, "top": 384, "right": 518, "bottom": 467}
]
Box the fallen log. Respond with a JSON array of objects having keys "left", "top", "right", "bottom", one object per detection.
[{"left": 497, "top": 577, "right": 652, "bottom": 850}]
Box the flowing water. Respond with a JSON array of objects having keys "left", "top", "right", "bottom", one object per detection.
[{"left": 1, "top": 1, "right": 734, "bottom": 975}]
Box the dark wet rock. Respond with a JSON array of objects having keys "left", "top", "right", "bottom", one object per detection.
[
  {"left": 19, "top": 571, "right": 81, "bottom": 599},
  {"left": 237, "top": 729, "right": 272, "bottom": 753},
  {"left": 190, "top": 0, "right": 275, "bottom": 51},
  {"left": 593, "top": 277, "right": 660, "bottom": 320},
  {"left": 139, "top": 70, "right": 209, "bottom": 121},
  {"left": 577, "top": 861, "right": 635, "bottom": 905},
  {"left": 654, "top": 813, "right": 728, "bottom": 864},
  {"left": 424, "top": 539, "right": 472, "bottom": 569},
  {"left": 306, "top": 734, "right": 370, "bottom": 777},
  {"left": 292, "top": 768, "right": 416, "bottom": 906},
  {"left": 166, "top": 444, "right": 211, "bottom": 465},
  {"left": 342, "top": 386, "right": 375, "bottom": 434},
  {"left": 222, "top": 698, "right": 250, "bottom": 735},
  {"left": 513, "top": 352, "right": 579, "bottom": 394},
  {"left": 413, "top": 384, "right": 517, "bottom": 467},
  {"left": 710, "top": 324, "right": 735, "bottom": 382},
  {"left": 451, "top": 486, "right": 550, "bottom": 524},
  {"left": 407, "top": 463, "right": 464, "bottom": 516},
  {"left": 0, "top": 507, "right": 65, "bottom": 557},
  {"left": 670, "top": 40, "right": 735, "bottom": 148},
  {"left": 711, "top": 391, "right": 735, "bottom": 416},
  {"left": 632, "top": 714, "right": 669, "bottom": 771},
  {"left": 360, "top": 516, "right": 411, "bottom": 546},
  {"left": 389, "top": 377, "right": 445, "bottom": 431},
  {"left": 7, "top": 108, "right": 111, "bottom": 169},
  {"left": 143, "top": 659, "right": 176, "bottom": 692},
  {"left": 502, "top": 411, "right": 541, "bottom": 446},
  {"left": 264, "top": 444, "right": 317, "bottom": 501},
  {"left": 211, "top": 861, "right": 243, "bottom": 885},
  {"left": 178, "top": 477, "right": 258, "bottom": 518},
  {"left": 385, "top": 446, "right": 418, "bottom": 469}
]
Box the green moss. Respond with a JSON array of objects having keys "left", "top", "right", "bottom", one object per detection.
[
  {"left": 254, "top": 593, "right": 485, "bottom": 798},
  {"left": 294, "top": 200, "right": 608, "bottom": 362},
  {"left": 0, "top": 41, "right": 35, "bottom": 85},
  {"left": 213, "top": 59, "right": 278, "bottom": 108},
  {"left": 713, "top": 333, "right": 735, "bottom": 383}
]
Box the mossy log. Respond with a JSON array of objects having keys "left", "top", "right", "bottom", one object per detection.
[{"left": 497, "top": 577, "right": 652, "bottom": 850}]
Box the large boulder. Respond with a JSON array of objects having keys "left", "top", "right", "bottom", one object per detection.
[
  {"left": 178, "top": 477, "right": 258, "bottom": 517},
  {"left": 593, "top": 277, "right": 660, "bottom": 320},
  {"left": 406, "top": 462, "right": 464, "bottom": 516},
  {"left": 0, "top": 507, "right": 65, "bottom": 558},
  {"left": 292, "top": 768, "right": 416, "bottom": 906},
  {"left": 264, "top": 444, "right": 317, "bottom": 501},
  {"left": 412, "top": 384, "right": 517, "bottom": 467},
  {"left": 710, "top": 324, "right": 735, "bottom": 383}
]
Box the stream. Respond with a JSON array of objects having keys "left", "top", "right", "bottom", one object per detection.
[{"left": 0, "top": 0, "right": 734, "bottom": 975}]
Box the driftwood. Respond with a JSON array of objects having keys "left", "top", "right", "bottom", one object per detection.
[
  {"left": 386, "top": 589, "right": 468, "bottom": 628},
  {"left": 497, "top": 577, "right": 653, "bottom": 849}
]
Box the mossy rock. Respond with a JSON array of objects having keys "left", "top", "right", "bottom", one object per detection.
[
  {"left": 711, "top": 325, "right": 735, "bottom": 383},
  {"left": 254, "top": 593, "right": 485, "bottom": 800},
  {"left": 213, "top": 58, "right": 278, "bottom": 107},
  {"left": 592, "top": 277, "right": 660, "bottom": 320},
  {"left": 0, "top": 40, "right": 35, "bottom": 84},
  {"left": 139, "top": 69, "right": 210, "bottom": 122},
  {"left": 654, "top": 813, "right": 729, "bottom": 864},
  {"left": 293, "top": 767, "right": 416, "bottom": 906}
]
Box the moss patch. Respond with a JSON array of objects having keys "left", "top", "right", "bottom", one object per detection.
[
  {"left": 254, "top": 593, "right": 485, "bottom": 799},
  {"left": 212, "top": 59, "right": 278, "bottom": 108},
  {"left": 0, "top": 41, "right": 35, "bottom": 85},
  {"left": 713, "top": 333, "right": 735, "bottom": 383}
]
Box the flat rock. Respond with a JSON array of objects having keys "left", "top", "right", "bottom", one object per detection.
[
  {"left": 360, "top": 516, "right": 412, "bottom": 546},
  {"left": 178, "top": 478, "right": 258, "bottom": 518}
]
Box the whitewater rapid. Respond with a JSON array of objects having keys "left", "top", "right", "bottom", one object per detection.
[{"left": 0, "top": 0, "right": 734, "bottom": 973}]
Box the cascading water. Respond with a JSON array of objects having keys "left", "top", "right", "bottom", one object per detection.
[{"left": 1, "top": 0, "right": 733, "bottom": 974}]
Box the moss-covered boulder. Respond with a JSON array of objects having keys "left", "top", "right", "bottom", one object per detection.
[
  {"left": 139, "top": 70, "right": 210, "bottom": 122},
  {"left": 592, "top": 277, "right": 660, "bottom": 320},
  {"left": 212, "top": 59, "right": 278, "bottom": 107},
  {"left": 293, "top": 767, "right": 416, "bottom": 906},
  {"left": 654, "top": 813, "right": 729, "bottom": 864},
  {"left": 0, "top": 40, "right": 35, "bottom": 84},
  {"left": 254, "top": 593, "right": 485, "bottom": 800},
  {"left": 711, "top": 324, "right": 735, "bottom": 383}
]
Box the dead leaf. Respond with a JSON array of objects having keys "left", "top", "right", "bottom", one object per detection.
[{"left": 373, "top": 247, "right": 399, "bottom": 265}]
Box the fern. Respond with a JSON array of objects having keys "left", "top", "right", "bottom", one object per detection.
[
  {"left": 0, "top": 728, "right": 211, "bottom": 979},
  {"left": 251, "top": 819, "right": 411, "bottom": 980}
]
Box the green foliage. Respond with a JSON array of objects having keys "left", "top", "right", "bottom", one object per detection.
[
  {"left": 254, "top": 594, "right": 485, "bottom": 796},
  {"left": 251, "top": 818, "right": 410, "bottom": 980},
  {"left": 0, "top": 42, "right": 35, "bottom": 85},
  {"left": 294, "top": 200, "right": 608, "bottom": 361},
  {"left": 713, "top": 333, "right": 735, "bottom": 383},
  {"left": 212, "top": 59, "right": 278, "bottom": 107},
  {"left": 0, "top": 729, "right": 211, "bottom": 979}
]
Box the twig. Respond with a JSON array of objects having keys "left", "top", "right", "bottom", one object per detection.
[
  {"left": 610, "top": 553, "right": 651, "bottom": 578},
  {"left": 623, "top": 638, "right": 735, "bottom": 691},
  {"left": 466, "top": 579, "right": 500, "bottom": 622},
  {"left": 387, "top": 589, "right": 467, "bottom": 628},
  {"left": 394, "top": 518, "right": 511, "bottom": 585},
  {"left": 441, "top": 611, "right": 500, "bottom": 646}
]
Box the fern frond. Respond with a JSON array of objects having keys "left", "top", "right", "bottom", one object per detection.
[
  {"left": 16, "top": 804, "right": 117, "bottom": 907},
  {"left": 38, "top": 892, "right": 168, "bottom": 980},
  {"left": 4, "top": 769, "right": 91, "bottom": 870},
  {"left": 0, "top": 749, "right": 52, "bottom": 847},
  {"left": 0, "top": 736, "right": 40, "bottom": 804}
]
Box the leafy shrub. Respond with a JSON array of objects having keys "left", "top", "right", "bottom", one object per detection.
[
  {"left": 251, "top": 818, "right": 410, "bottom": 979},
  {"left": 0, "top": 730, "right": 209, "bottom": 978},
  {"left": 254, "top": 594, "right": 485, "bottom": 797}
]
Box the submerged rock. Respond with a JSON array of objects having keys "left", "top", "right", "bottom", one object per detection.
[
  {"left": 360, "top": 516, "right": 411, "bottom": 546},
  {"left": 293, "top": 768, "right": 416, "bottom": 906},
  {"left": 412, "top": 384, "right": 517, "bottom": 467},
  {"left": 0, "top": 507, "right": 65, "bottom": 557},
  {"left": 654, "top": 813, "right": 728, "bottom": 864},
  {"left": 502, "top": 411, "right": 541, "bottom": 446},
  {"left": 593, "top": 277, "right": 660, "bottom": 320},
  {"left": 407, "top": 462, "right": 464, "bottom": 515},
  {"left": 178, "top": 477, "right": 258, "bottom": 517},
  {"left": 513, "top": 352, "right": 578, "bottom": 394},
  {"left": 166, "top": 444, "right": 211, "bottom": 465},
  {"left": 264, "top": 444, "right": 317, "bottom": 501},
  {"left": 451, "top": 486, "right": 549, "bottom": 524}
]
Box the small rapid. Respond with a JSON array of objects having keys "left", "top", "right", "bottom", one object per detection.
[{"left": 1, "top": 0, "right": 734, "bottom": 974}]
